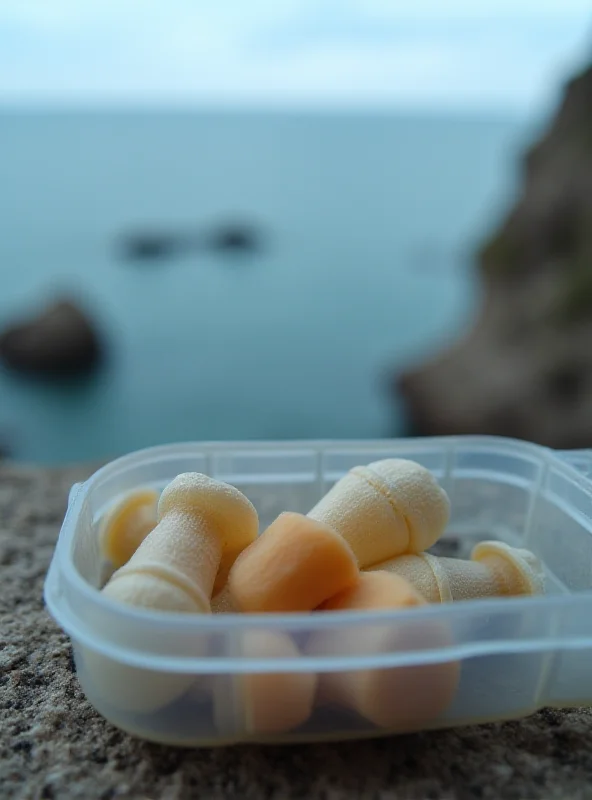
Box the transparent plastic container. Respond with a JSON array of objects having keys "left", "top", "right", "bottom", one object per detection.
[{"left": 44, "top": 436, "right": 592, "bottom": 746}]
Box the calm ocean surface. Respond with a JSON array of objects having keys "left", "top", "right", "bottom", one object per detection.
[{"left": 0, "top": 110, "right": 531, "bottom": 464}]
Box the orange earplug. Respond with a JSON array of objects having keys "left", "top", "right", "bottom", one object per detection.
[
  {"left": 228, "top": 512, "right": 359, "bottom": 613},
  {"left": 308, "top": 572, "right": 460, "bottom": 729},
  {"left": 214, "top": 631, "right": 317, "bottom": 735}
]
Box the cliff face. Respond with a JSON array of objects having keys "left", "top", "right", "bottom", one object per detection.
[{"left": 398, "top": 63, "right": 592, "bottom": 449}]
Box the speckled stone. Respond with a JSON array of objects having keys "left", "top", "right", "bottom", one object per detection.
[{"left": 1, "top": 461, "right": 591, "bottom": 800}]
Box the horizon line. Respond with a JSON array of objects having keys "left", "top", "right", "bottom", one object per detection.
[{"left": 0, "top": 99, "right": 540, "bottom": 121}]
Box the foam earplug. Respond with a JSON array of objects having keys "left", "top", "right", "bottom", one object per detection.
[
  {"left": 211, "top": 585, "right": 239, "bottom": 613},
  {"left": 470, "top": 541, "right": 545, "bottom": 596},
  {"left": 84, "top": 474, "right": 258, "bottom": 714},
  {"left": 100, "top": 488, "right": 159, "bottom": 569},
  {"left": 308, "top": 459, "right": 450, "bottom": 568},
  {"left": 307, "top": 572, "right": 459, "bottom": 729},
  {"left": 103, "top": 473, "right": 259, "bottom": 614},
  {"left": 319, "top": 569, "right": 425, "bottom": 612},
  {"left": 228, "top": 512, "right": 360, "bottom": 613},
  {"left": 368, "top": 541, "right": 545, "bottom": 602},
  {"left": 214, "top": 542, "right": 249, "bottom": 597},
  {"left": 214, "top": 631, "right": 317, "bottom": 735},
  {"left": 79, "top": 646, "right": 200, "bottom": 714}
]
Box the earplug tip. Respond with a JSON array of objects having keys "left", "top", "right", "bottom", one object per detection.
[
  {"left": 100, "top": 488, "right": 159, "bottom": 568},
  {"left": 471, "top": 540, "right": 545, "bottom": 596},
  {"left": 365, "top": 459, "right": 450, "bottom": 552}
]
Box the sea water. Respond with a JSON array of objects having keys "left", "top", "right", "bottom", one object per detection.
[{"left": 0, "top": 110, "right": 530, "bottom": 464}]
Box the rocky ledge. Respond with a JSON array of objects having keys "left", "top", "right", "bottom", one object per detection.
[{"left": 398, "top": 62, "right": 592, "bottom": 449}]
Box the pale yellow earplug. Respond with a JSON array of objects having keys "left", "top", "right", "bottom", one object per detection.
[
  {"left": 84, "top": 473, "right": 258, "bottom": 714},
  {"left": 307, "top": 571, "right": 460, "bottom": 729},
  {"left": 367, "top": 541, "right": 545, "bottom": 602},
  {"left": 211, "top": 584, "right": 239, "bottom": 613},
  {"left": 307, "top": 459, "right": 450, "bottom": 568},
  {"left": 99, "top": 488, "right": 159, "bottom": 569},
  {"left": 79, "top": 646, "right": 200, "bottom": 715},
  {"left": 228, "top": 512, "right": 359, "bottom": 613},
  {"left": 103, "top": 472, "right": 259, "bottom": 614}
]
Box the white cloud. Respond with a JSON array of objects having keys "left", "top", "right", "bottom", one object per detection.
[{"left": 0, "top": 1, "right": 590, "bottom": 112}]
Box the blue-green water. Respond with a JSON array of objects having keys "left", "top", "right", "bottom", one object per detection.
[{"left": 0, "top": 111, "right": 530, "bottom": 464}]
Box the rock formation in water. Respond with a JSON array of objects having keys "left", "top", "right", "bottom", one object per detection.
[
  {"left": 0, "top": 298, "right": 103, "bottom": 378},
  {"left": 397, "top": 61, "right": 592, "bottom": 449},
  {"left": 119, "top": 231, "right": 183, "bottom": 261},
  {"left": 205, "top": 223, "right": 262, "bottom": 254},
  {"left": 119, "top": 222, "right": 262, "bottom": 263}
]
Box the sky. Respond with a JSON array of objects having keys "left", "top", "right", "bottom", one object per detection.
[{"left": 0, "top": 1, "right": 591, "bottom": 114}]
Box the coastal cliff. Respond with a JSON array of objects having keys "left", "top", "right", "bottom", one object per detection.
[{"left": 398, "top": 62, "right": 592, "bottom": 449}]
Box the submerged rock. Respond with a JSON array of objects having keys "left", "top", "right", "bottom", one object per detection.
[
  {"left": 397, "top": 62, "right": 592, "bottom": 449},
  {"left": 119, "top": 232, "right": 186, "bottom": 261},
  {"left": 0, "top": 298, "right": 103, "bottom": 378},
  {"left": 206, "top": 223, "right": 262, "bottom": 254},
  {"left": 118, "top": 222, "right": 263, "bottom": 263}
]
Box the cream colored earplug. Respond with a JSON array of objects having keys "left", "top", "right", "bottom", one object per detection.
[
  {"left": 79, "top": 646, "right": 200, "bottom": 714},
  {"left": 100, "top": 488, "right": 159, "bottom": 569},
  {"left": 307, "top": 459, "right": 450, "bottom": 568},
  {"left": 84, "top": 473, "right": 258, "bottom": 714},
  {"left": 211, "top": 584, "right": 239, "bottom": 613},
  {"left": 367, "top": 541, "right": 545, "bottom": 602},
  {"left": 103, "top": 472, "right": 259, "bottom": 614}
]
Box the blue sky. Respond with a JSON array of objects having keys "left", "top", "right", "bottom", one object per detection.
[{"left": 0, "top": 1, "right": 590, "bottom": 113}]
